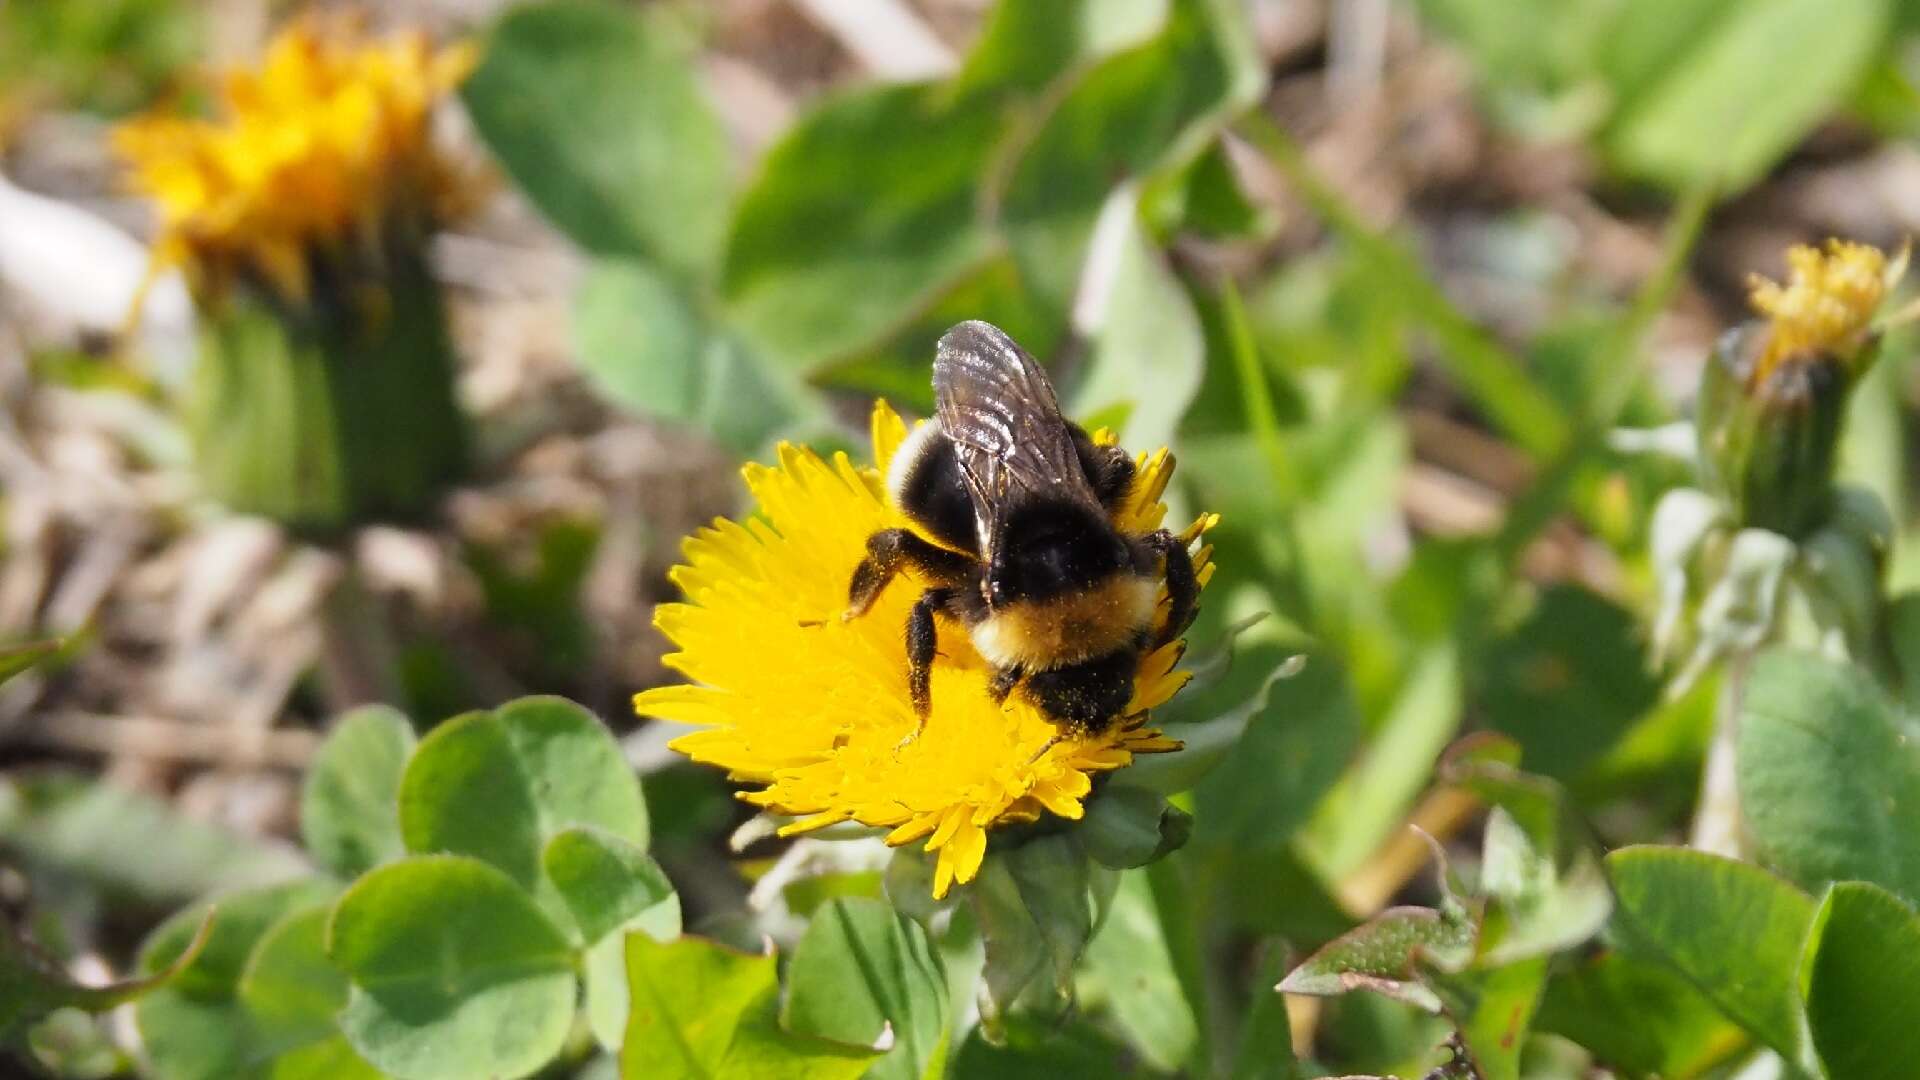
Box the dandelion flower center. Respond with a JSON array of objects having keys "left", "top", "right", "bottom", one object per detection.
[
  {"left": 1746, "top": 239, "right": 1901, "bottom": 386},
  {"left": 636, "top": 402, "right": 1215, "bottom": 898}
]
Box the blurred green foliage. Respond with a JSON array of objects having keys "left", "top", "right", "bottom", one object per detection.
[{"left": 11, "top": 0, "right": 1920, "bottom": 1075}]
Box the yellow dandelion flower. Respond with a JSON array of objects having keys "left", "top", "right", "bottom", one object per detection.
[
  {"left": 113, "top": 19, "right": 475, "bottom": 303},
  {"left": 1746, "top": 238, "right": 1906, "bottom": 387},
  {"left": 637, "top": 402, "right": 1217, "bottom": 899}
]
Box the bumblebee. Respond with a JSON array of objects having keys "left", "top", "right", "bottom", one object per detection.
[{"left": 845, "top": 320, "right": 1199, "bottom": 735}]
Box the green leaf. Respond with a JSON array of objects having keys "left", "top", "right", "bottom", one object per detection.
[
  {"left": 950, "top": 1015, "right": 1138, "bottom": 1078},
  {"left": 1077, "top": 870, "right": 1199, "bottom": 1073},
  {"left": 1603, "top": 0, "right": 1891, "bottom": 191},
  {"left": 1801, "top": 881, "right": 1920, "bottom": 1079},
  {"left": 235, "top": 907, "right": 347, "bottom": 1056},
  {"left": 1187, "top": 647, "right": 1352, "bottom": 846},
  {"left": 328, "top": 855, "right": 576, "bottom": 1080},
  {"left": 0, "top": 772, "right": 307, "bottom": 903},
  {"left": 573, "top": 258, "right": 801, "bottom": 453},
  {"left": 1535, "top": 950, "right": 1746, "bottom": 1079},
  {"left": 398, "top": 696, "right": 648, "bottom": 927},
  {"left": 955, "top": 0, "right": 1169, "bottom": 94},
  {"left": 543, "top": 826, "right": 682, "bottom": 1052},
  {"left": 1080, "top": 785, "right": 1192, "bottom": 870},
  {"left": 1068, "top": 189, "right": 1206, "bottom": 451},
  {"left": 544, "top": 826, "right": 678, "bottom": 946},
  {"left": 623, "top": 934, "right": 877, "bottom": 1080},
  {"left": 134, "top": 879, "right": 334, "bottom": 1080},
  {"left": 999, "top": 0, "right": 1264, "bottom": 316},
  {"left": 967, "top": 836, "right": 1106, "bottom": 1032},
  {"left": 784, "top": 898, "right": 949, "bottom": 1080},
  {"left": 463, "top": 0, "right": 730, "bottom": 277},
  {"left": 1121, "top": 651, "right": 1309, "bottom": 796},
  {"left": 1739, "top": 649, "right": 1920, "bottom": 902},
  {"left": 1276, "top": 899, "right": 1476, "bottom": 1014},
  {"left": 722, "top": 82, "right": 1002, "bottom": 370},
  {"left": 301, "top": 705, "right": 414, "bottom": 880},
  {"left": 1479, "top": 585, "right": 1660, "bottom": 781},
  {"left": 1437, "top": 956, "right": 1549, "bottom": 1080},
  {"left": 1229, "top": 947, "right": 1298, "bottom": 1080},
  {"left": 1606, "top": 846, "right": 1815, "bottom": 1059}
]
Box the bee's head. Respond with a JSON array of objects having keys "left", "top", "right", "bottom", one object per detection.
[{"left": 986, "top": 501, "right": 1126, "bottom": 608}]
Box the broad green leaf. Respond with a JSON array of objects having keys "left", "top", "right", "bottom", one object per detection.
[
  {"left": 1606, "top": 846, "right": 1815, "bottom": 1059},
  {"left": 234, "top": 906, "right": 346, "bottom": 1056},
  {"left": 544, "top": 826, "right": 678, "bottom": 945},
  {"left": 813, "top": 255, "right": 1060, "bottom": 415},
  {"left": 784, "top": 898, "right": 949, "bottom": 1080},
  {"left": 955, "top": 0, "right": 1168, "bottom": 94},
  {"left": 1080, "top": 786, "right": 1192, "bottom": 870},
  {"left": 1604, "top": 0, "right": 1891, "bottom": 191},
  {"left": 260, "top": 1037, "right": 385, "bottom": 1080},
  {"left": 573, "top": 258, "right": 800, "bottom": 453},
  {"left": 1739, "top": 649, "right": 1920, "bottom": 902},
  {"left": 398, "top": 696, "right": 648, "bottom": 925},
  {"left": 1474, "top": 808, "right": 1611, "bottom": 967},
  {"left": 329, "top": 855, "right": 576, "bottom": 1080},
  {"left": 1123, "top": 650, "right": 1312, "bottom": 796},
  {"left": 623, "top": 934, "right": 876, "bottom": 1080},
  {"left": 1276, "top": 901, "right": 1476, "bottom": 1014},
  {"left": 0, "top": 773, "right": 306, "bottom": 903},
  {"left": 1535, "top": 950, "right": 1746, "bottom": 1079},
  {"left": 1436, "top": 956, "right": 1548, "bottom": 1080},
  {"left": 463, "top": 0, "right": 730, "bottom": 277},
  {"left": 1186, "top": 647, "right": 1351, "bottom": 845},
  {"left": 722, "top": 82, "right": 1001, "bottom": 370},
  {"left": 135, "top": 879, "right": 334, "bottom": 1080},
  {"left": 1068, "top": 188, "right": 1206, "bottom": 451},
  {"left": 1479, "top": 585, "right": 1660, "bottom": 781},
  {"left": 1229, "top": 947, "right": 1298, "bottom": 1080},
  {"left": 300, "top": 705, "right": 414, "bottom": 879},
  {"left": 1801, "top": 881, "right": 1920, "bottom": 1079},
  {"left": 950, "top": 1015, "right": 1137, "bottom": 1078},
  {"left": 968, "top": 836, "right": 1104, "bottom": 1032},
  {"left": 544, "top": 826, "right": 682, "bottom": 1052},
  {"left": 1077, "top": 870, "right": 1198, "bottom": 1073},
  {"left": 999, "top": 0, "right": 1264, "bottom": 315}
]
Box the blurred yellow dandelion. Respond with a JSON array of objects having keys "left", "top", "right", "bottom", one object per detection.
[
  {"left": 1747, "top": 238, "right": 1906, "bottom": 385},
  {"left": 637, "top": 402, "right": 1216, "bottom": 899},
  {"left": 113, "top": 19, "right": 475, "bottom": 303}
]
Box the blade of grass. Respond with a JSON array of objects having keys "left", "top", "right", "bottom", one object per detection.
[
  {"left": 1236, "top": 114, "right": 1568, "bottom": 459},
  {"left": 1222, "top": 278, "right": 1297, "bottom": 502},
  {"left": 1492, "top": 181, "right": 1715, "bottom": 567}
]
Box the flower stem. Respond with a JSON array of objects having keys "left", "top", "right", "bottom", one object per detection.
[{"left": 1690, "top": 654, "right": 1751, "bottom": 858}]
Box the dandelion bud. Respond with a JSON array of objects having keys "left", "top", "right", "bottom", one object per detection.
[
  {"left": 1694, "top": 240, "right": 1902, "bottom": 537},
  {"left": 115, "top": 22, "right": 475, "bottom": 533}
]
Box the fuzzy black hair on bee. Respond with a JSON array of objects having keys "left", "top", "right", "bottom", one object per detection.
[{"left": 843, "top": 320, "right": 1199, "bottom": 736}]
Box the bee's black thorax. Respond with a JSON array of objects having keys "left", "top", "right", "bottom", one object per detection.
[{"left": 985, "top": 499, "right": 1130, "bottom": 607}]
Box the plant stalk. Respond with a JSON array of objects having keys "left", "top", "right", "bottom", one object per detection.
[{"left": 1689, "top": 654, "right": 1751, "bottom": 858}]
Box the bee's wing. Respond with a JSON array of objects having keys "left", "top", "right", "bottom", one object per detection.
[{"left": 933, "top": 321, "right": 1101, "bottom": 542}]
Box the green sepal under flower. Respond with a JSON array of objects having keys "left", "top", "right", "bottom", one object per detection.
[
  {"left": 190, "top": 243, "right": 467, "bottom": 534},
  {"left": 1693, "top": 321, "right": 1871, "bottom": 539}
]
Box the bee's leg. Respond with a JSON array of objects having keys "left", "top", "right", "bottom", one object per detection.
[
  {"left": 904, "top": 586, "right": 955, "bottom": 737},
  {"left": 848, "top": 529, "right": 965, "bottom": 620},
  {"left": 1147, "top": 529, "right": 1199, "bottom": 646},
  {"left": 988, "top": 664, "right": 1023, "bottom": 704}
]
